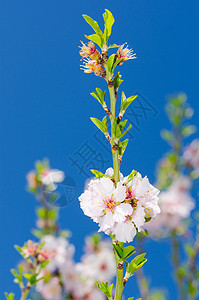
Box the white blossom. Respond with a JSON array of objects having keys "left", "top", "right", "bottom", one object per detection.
[
  {"left": 79, "top": 168, "right": 160, "bottom": 243},
  {"left": 40, "top": 169, "right": 65, "bottom": 191},
  {"left": 183, "top": 139, "right": 199, "bottom": 173},
  {"left": 146, "top": 176, "right": 195, "bottom": 232}
]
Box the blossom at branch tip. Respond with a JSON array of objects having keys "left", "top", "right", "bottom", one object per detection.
[
  {"left": 79, "top": 168, "right": 160, "bottom": 243},
  {"left": 81, "top": 58, "right": 106, "bottom": 77},
  {"left": 79, "top": 41, "right": 101, "bottom": 61},
  {"left": 116, "top": 43, "right": 136, "bottom": 65}
]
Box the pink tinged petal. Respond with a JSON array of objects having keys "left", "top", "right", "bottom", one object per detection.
[
  {"left": 112, "top": 221, "right": 136, "bottom": 243},
  {"left": 113, "top": 203, "right": 133, "bottom": 223},
  {"left": 113, "top": 182, "right": 126, "bottom": 203},
  {"left": 98, "top": 211, "right": 115, "bottom": 232}
]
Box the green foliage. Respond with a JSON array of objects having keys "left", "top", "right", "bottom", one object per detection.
[
  {"left": 113, "top": 72, "right": 123, "bottom": 90},
  {"left": 90, "top": 116, "right": 108, "bottom": 134},
  {"left": 118, "top": 139, "right": 129, "bottom": 159},
  {"left": 108, "top": 54, "right": 116, "bottom": 73},
  {"left": 126, "top": 253, "right": 147, "bottom": 275},
  {"left": 82, "top": 14, "right": 103, "bottom": 46},
  {"left": 5, "top": 293, "right": 15, "bottom": 300},
  {"left": 90, "top": 88, "right": 106, "bottom": 105},
  {"left": 120, "top": 92, "right": 137, "bottom": 112},
  {"left": 85, "top": 34, "right": 102, "bottom": 47},
  {"left": 96, "top": 281, "right": 114, "bottom": 298},
  {"left": 103, "top": 9, "right": 115, "bottom": 43},
  {"left": 90, "top": 169, "right": 106, "bottom": 179}
]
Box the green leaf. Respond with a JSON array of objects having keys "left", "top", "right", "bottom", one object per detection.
[
  {"left": 90, "top": 117, "right": 107, "bottom": 133},
  {"left": 121, "top": 139, "right": 129, "bottom": 156},
  {"left": 161, "top": 130, "right": 174, "bottom": 143},
  {"left": 113, "top": 118, "right": 122, "bottom": 138},
  {"left": 96, "top": 281, "right": 113, "bottom": 298},
  {"left": 127, "top": 298, "right": 134, "bottom": 300},
  {"left": 96, "top": 88, "right": 105, "bottom": 103},
  {"left": 82, "top": 14, "right": 103, "bottom": 38},
  {"left": 127, "top": 170, "right": 137, "bottom": 182},
  {"left": 90, "top": 88, "right": 105, "bottom": 105},
  {"left": 119, "top": 119, "right": 128, "bottom": 132},
  {"left": 127, "top": 253, "right": 147, "bottom": 275},
  {"left": 85, "top": 34, "right": 102, "bottom": 48},
  {"left": 113, "top": 244, "right": 123, "bottom": 258},
  {"left": 47, "top": 209, "right": 57, "bottom": 220},
  {"left": 121, "top": 95, "right": 137, "bottom": 112},
  {"left": 24, "top": 273, "right": 38, "bottom": 285},
  {"left": 123, "top": 246, "right": 136, "bottom": 259},
  {"left": 37, "top": 208, "right": 46, "bottom": 219},
  {"left": 113, "top": 72, "right": 123, "bottom": 90},
  {"left": 120, "top": 124, "right": 132, "bottom": 138},
  {"left": 103, "top": 9, "right": 115, "bottom": 42},
  {"left": 5, "top": 293, "right": 15, "bottom": 300},
  {"left": 181, "top": 125, "right": 196, "bottom": 137},
  {"left": 108, "top": 54, "right": 116, "bottom": 73},
  {"left": 14, "top": 245, "right": 23, "bottom": 255},
  {"left": 108, "top": 44, "right": 119, "bottom": 49},
  {"left": 112, "top": 58, "right": 123, "bottom": 72},
  {"left": 90, "top": 169, "right": 106, "bottom": 179}
]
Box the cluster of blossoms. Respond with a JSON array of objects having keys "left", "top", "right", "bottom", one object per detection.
[
  {"left": 146, "top": 176, "right": 195, "bottom": 233},
  {"left": 35, "top": 234, "right": 115, "bottom": 300},
  {"left": 79, "top": 41, "right": 136, "bottom": 77},
  {"left": 22, "top": 240, "right": 53, "bottom": 262},
  {"left": 79, "top": 168, "right": 160, "bottom": 243},
  {"left": 183, "top": 139, "right": 199, "bottom": 176},
  {"left": 26, "top": 159, "right": 65, "bottom": 193}
]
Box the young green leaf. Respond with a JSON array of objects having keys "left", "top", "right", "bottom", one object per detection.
[
  {"left": 123, "top": 246, "right": 136, "bottom": 259},
  {"left": 127, "top": 253, "right": 147, "bottom": 275},
  {"left": 108, "top": 44, "right": 119, "bottom": 49},
  {"left": 119, "top": 119, "right": 128, "bottom": 132},
  {"left": 121, "top": 139, "right": 129, "bottom": 156},
  {"left": 113, "top": 72, "right": 123, "bottom": 90},
  {"left": 121, "top": 95, "right": 137, "bottom": 112},
  {"left": 113, "top": 244, "right": 123, "bottom": 258},
  {"left": 108, "top": 54, "right": 116, "bottom": 73},
  {"left": 112, "top": 58, "right": 123, "bottom": 72},
  {"left": 103, "top": 9, "right": 115, "bottom": 42},
  {"left": 120, "top": 124, "right": 132, "bottom": 138},
  {"left": 96, "top": 282, "right": 113, "bottom": 298},
  {"left": 90, "top": 169, "right": 106, "bottom": 179},
  {"left": 113, "top": 118, "right": 122, "bottom": 138},
  {"left": 5, "top": 293, "right": 15, "bottom": 300},
  {"left": 85, "top": 34, "right": 102, "bottom": 48},
  {"left": 90, "top": 117, "right": 107, "bottom": 133},
  {"left": 90, "top": 88, "right": 105, "bottom": 105},
  {"left": 82, "top": 15, "right": 103, "bottom": 38}
]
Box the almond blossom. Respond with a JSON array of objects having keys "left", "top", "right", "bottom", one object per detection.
[
  {"left": 79, "top": 168, "right": 160, "bottom": 243},
  {"left": 183, "top": 139, "right": 199, "bottom": 174},
  {"left": 146, "top": 176, "right": 195, "bottom": 233}
]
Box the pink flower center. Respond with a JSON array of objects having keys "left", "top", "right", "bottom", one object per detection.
[
  {"left": 104, "top": 198, "right": 116, "bottom": 210},
  {"left": 126, "top": 187, "right": 135, "bottom": 199}
]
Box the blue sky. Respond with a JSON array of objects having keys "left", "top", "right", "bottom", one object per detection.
[{"left": 0, "top": 0, "right": 199, "bottom": 299}]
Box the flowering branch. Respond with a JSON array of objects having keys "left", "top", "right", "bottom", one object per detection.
[{"left": 79, "top": 10, "right": 161, "bottom": 300}]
